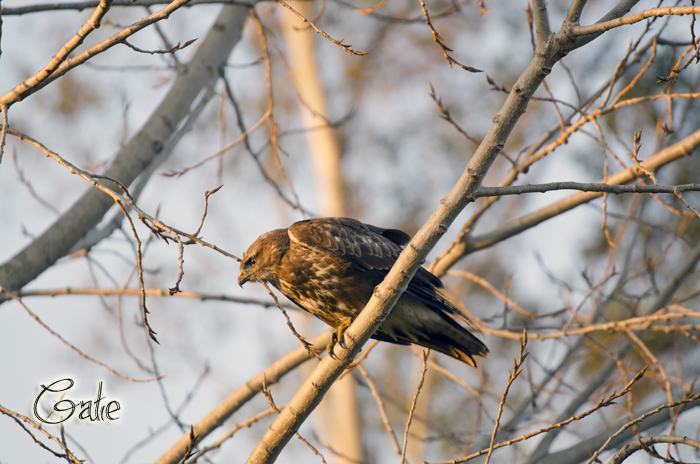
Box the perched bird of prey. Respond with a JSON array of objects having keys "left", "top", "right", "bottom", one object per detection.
[{"left": 238, "top": 217, "right": 488, "bottom": 366}]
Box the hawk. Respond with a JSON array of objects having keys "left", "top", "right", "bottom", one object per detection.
[{"left": 238, "top": 217, "right": 488, "bottom": 366}]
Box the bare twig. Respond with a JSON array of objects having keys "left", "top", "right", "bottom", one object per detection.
[
  {"left": 447, "top": 270, "right": 535, "bottom": 317},
  {"left": 429, "top": 83, "right": 481, "bottom": 145},
  {"left": 189, "top": 409, "right": 277, "bottom": 462},
  {"left": 418, "top": 0, "right": 481, "bottom": 72},
  {"left": 400, "top": 350, "right": 430, "bottom": 464},
  {"left": 121, "top": 37, "right": 197, "bottom": 55},
  {"left": 16, "top": 286, "right": 296, "bottom": 309},
  {"left": 262, "top": 282, "right": 322, "bottom": 359},
  {"left": 260, "top": 379, "right": 329, "bottom": 464},
  {"left": 0, "top": 288, "right": 157, "bottom": 382},
  {"left": 277, "top": 0, "right": 368, "bottom": 56},
  {"left": 7, "top": 127, "right": 239, "bottom": 259},
  {"left": 485, "top": 331, "right": 528, "bottom": 464},
  {"left": 356, "top": 365, "right": 402, "bottom": 456},
  {"left": 193, "top": 185, "right": 222, "bottom": 237},
  {"left": 249, "top": 7, "right": 306, "bottom": 214}
]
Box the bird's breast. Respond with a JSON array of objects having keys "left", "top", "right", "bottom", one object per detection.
[{"left": 272, "top": 250, "right": 372, "bottom": 327}]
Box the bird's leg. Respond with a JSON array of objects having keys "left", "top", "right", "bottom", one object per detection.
[{"left": 327, "top": 319, "right": 352, "bottom": 359}]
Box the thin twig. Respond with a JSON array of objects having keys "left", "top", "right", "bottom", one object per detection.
[
  {"left": 277, "top": 0, "right": 368, "bottom": 56},
  {"left": 448, "top": 270, "right": 535, "bottom": 317},
  {"left": 8, "top": 127, "right": 239, "bottom": 258},
  {"left": 356, "top": 365, "right": 402, "bottom": 456},
  {"left": 262, "top": 282, "right": 322, "bottom": 359},
  {"left": 190, "top": 409, "right": 277, "bottom": 462},
  {"left": 16, "top": 286, "right": 296, "bottom": 308},
  {"left": 0, "top": 288, "right": 157, "bottom": 382},
  {"left": 485, "top": 331, "right": 528, "bottom": 464},
  {"left": 429, "top": 83, "right": 481, "bottom": 145},
  {"left": 249, "top": 8, "right": 306, "bottom": 215},
  {"left": 418, "top": 0, "right": 481, "bottom": 72},
  {"left": 193, "top": 185, "right": 222, "bottom": 237},
  {"left": 400, "top": 349, "right": 430, "bottom": 464},
  {"left": 121, "top": 37, "right": 197, "bottom": 55}
]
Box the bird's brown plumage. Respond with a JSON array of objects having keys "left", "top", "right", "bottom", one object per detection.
[{"left": 238, "top": 217, "right": 488, "bottom": 365}]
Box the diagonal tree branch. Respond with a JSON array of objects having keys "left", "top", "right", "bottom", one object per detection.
[
  {"left": 0, "top": 0, "right": 114, "bottom": 107},
  {"left": 573, "top": 6, "right": 700, "bottom": 37},
  {"left": 154, "top": 331, "right": 332, "bottom": 464},
  {"left": 572, "top": 0, "right": 641, "bottom": 49}
]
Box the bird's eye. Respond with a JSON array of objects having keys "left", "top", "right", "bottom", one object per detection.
[{"left": 245, "top": 257, "right": 256, "bottom": 267}]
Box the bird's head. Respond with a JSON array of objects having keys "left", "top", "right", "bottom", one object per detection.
[{"left": 238, "top": 229, "right": 289, "bottom": 287}]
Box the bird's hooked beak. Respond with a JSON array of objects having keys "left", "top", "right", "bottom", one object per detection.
[{"left": 237, "top": 272, "right": 250, "bottom": 287}]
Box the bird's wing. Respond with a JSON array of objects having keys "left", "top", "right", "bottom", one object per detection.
[
  {"left": 288, "top": 217, "right": 406, "bottom": 272},
  {"left": 290, "top": 216, "right": 448, "bottom": 289}
]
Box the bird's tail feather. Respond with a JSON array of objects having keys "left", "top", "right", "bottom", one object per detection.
[{"left": 376, "top": 297, "right": 488, "bottom": 366}]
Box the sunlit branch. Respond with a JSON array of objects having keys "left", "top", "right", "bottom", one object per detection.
[
  {"left": 0, "top": 0, "right": 192, "bottom": 107},
  {"left": 277, "top": 0, "right": 368, "bottom": 56},
  {"left": 574, "top": 6, "right": 700, "bottom": 37},
  {"left": 154, "top": 331, "right": 332, "bottom": 464},
  {"left": 475, "top": 182, "right": 700, "bottom": 197}
]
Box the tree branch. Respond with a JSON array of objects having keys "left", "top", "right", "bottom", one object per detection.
[
  {"left": 0, "top": 0, "right": 113, "bottom": 107},
  {"left": 475, "top": 182, "right": 700, "bottom": 197},
  {"left": 154, "top": 331, "right": 332, "bottom": 464},
  {"left": 531, "top": 0, "right": 552, "bottom": 45},
  {"left": 571, "top": 0, "right": 641, "bottom": 49},
  {"left": 574, "top": 6, "right": 700, "bottom": 37}
]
